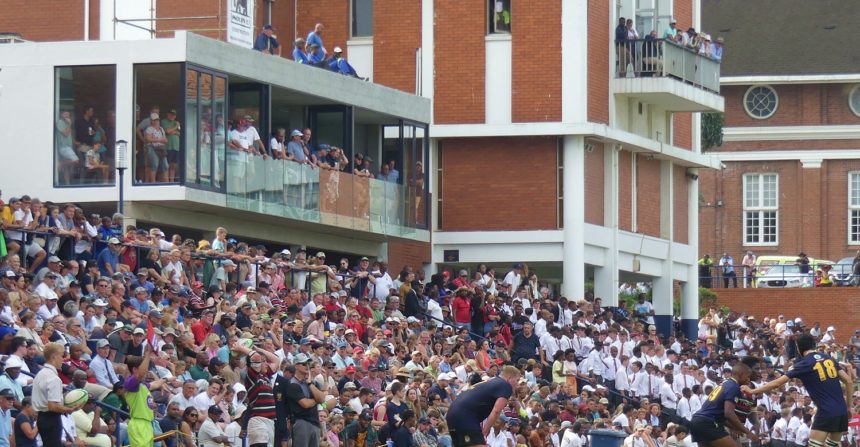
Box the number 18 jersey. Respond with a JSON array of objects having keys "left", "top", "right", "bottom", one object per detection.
[{"left": 786, "top": 353, "right": 847, "bottom": 418}]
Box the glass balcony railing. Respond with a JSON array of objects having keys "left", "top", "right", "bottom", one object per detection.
[
  {"left": 224, "top": 153, "right": 427, "bottom": 238},
  {"left": 615, "top": 39, "right": 721, "bottom": 93}
]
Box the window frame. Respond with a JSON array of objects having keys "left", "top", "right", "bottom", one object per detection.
[
  {"left": 742, "top": 173, "right": 779, "bottom": 246},
  {"left": 350, "top": 0, "right": 374, "bottom": 39},
  {"left": 53, "top": 64, "right": 118, "bottom": 188},
  {"left": 848, "top": 171, "right": 860, "bottom": 244},
  {"left": 743, "top": 84, "right": 779, "bottom": 120},
  {"left": 488, "top": 0, "right": 511, "bottom": 35},
  {"left": 848, "top": 84, "right": 860, "bottom": 118}
]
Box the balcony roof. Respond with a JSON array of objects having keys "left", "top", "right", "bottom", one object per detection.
[
  {"left": 703, "top": 0, "right": 860, "bottom": 77},
  {"left": 611, "top": 77, "right": 725, "bottom": 112}
]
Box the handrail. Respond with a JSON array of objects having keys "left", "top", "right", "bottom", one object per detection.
[
  {"left": 420, "top": 311, "right": 487, "bottom": 341},
  {"left": 614, "top": 37, "right": 721, "bottom": 93},
  {"left": 696, "top": 262, "right": 842, "bottom": 289}
]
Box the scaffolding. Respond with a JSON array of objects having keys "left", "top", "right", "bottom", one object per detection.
[{"left": 112, "top": 0, "right": 226, "bottom": 40}]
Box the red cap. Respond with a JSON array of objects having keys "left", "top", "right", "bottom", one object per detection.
[
  {"left": 345, "top": 365, "right": 357, "bottom": 373},
  {"left": 383, "top": 329, "right": 393, "bottom": 335}
]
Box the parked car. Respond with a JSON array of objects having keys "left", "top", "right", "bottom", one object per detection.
[
  {"left": 832, "top": 256, "right": 856, "bottom": 286},
  {"left": 753, "top": 255, "right": 833, "bottom": 286},
  {"left": 755, "top": 264, "right": 812, "bottom": 288}
]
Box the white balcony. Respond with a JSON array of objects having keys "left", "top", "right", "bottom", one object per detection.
[{"left": 612, "top": 39, "right": 725, "bottom": 113}]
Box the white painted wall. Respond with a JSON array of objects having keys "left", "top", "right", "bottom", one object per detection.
[
  {"left": 347, "top": 39, "right": 373, "bottom": 82},
  {"left": 421, "top": 0, "right": 435, "bottom": 103},
  {"left": 485, "top": 35, "right": 512, "bottom": 125},
  {"left": 101, "top": 0, "right": 156, "bottom": 40},
  {"left": 562, "top": 0, "right": 588, "bottom": 123}
]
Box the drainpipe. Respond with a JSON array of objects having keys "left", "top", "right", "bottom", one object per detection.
[
  {"left": 267, "top": 0, "right": 272, "bottom": 26},
  {"left": 84, "top": 0, "right": 90, "bottom": 40}
]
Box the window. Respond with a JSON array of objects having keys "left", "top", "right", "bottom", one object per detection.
[
  {"left": 351, "top": 0, "right": 373, "bottom": 38},
  {"left": 488, "top": 0, "right": 511, "bottom": 34},
  {"left": 133, "top": 63, "right": 183, "bottom": 184},
  {"left": 743, "top": 173, "right": 778, "bottom": 245},
  {"left": 743, "top": 85, "right": 778, "bottom": 119},
  {"left": 849, "top": 172, "right": 860, "bottom": 243},
  {"left": 186, "top": 67, "right": 228, "bottom": 190},
  {"left": 849, "top": 85, "right": 860, "bottom": 118},
  {"left": 54, "top": 65, "right": 116, "bottom": 186}
]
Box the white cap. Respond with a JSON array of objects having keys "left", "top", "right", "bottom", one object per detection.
[
  {"left": 281, "top": 249, "right": 291, "bottom": 255},
  {"left": 437, "top": 373, "right": 450, "bottom": 381},
  {"left": 4, "top": 357, "right": 25, "bottom": 370},
  {"left": 334, "top": 46, "right": 343, "bottom": 53},
  {"left": 827, "top": 326, "right": 836, "bottom": 332}
]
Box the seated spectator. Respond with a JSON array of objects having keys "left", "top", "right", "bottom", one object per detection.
[
  {"left": 292, "top": 38, "right": 309, "bottom": 63},
  {"left": 329, "top": 47, "right": 362, "bottom": 79},
  {"left": 253, "top": 24, "right": 281, "bottom": 56},
  {"left": 308, "top": 43, "right": 327, "bottom": 67}
]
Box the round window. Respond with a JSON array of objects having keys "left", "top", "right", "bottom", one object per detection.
[
  {"left": 743, "top": 85, "right": 778, "bottom": 119},
  {"left": 849, "top": 85, "right": 860, "bottom": 117}
]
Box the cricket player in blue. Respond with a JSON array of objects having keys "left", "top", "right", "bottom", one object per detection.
[
  {"left": 744, "top": 334, "right": 854, "bottom": 447},
  {"left": 688, "top": 362, "right": 761, "bottom": 447}
]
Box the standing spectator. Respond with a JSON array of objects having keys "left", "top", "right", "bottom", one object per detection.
[
  {"left": 161, "top": 109, "right": 182, "bottom": 182},
  {"left": 125, "top": 344, "right": 155, "bottom": 446},
  {"left": 253, "top": 24, "right": 281, "bottom": 56},
  {"left": 664, "top": 18, "right": 678, "bottom": 40},
  {"left": 270, "top": 128, "right": 287, "bottom": 160},
  {"left": 32, "top": 343, "right": 79, "bottom": 446},
  {"left": 615, "top": 17, "right": 629, "bottom": 76},
  {"left": 55, "top": 110, "right": 80, "bottom": 185},
  {"left": 712, "top": 37, "right": 724, "bottom": 61},
  {"left": 306, "top": 23, "right": 327, "bottom": 62},
  {"left": 503, "top": 263, "right": 524, "bottom": 296},
  {"left": 286, "top": 353, "right": 326, "bottom": 447},
  {"left": 718, "top": 253, "right": 737, "bottom": 288},
  {"left": 797, "top": 252, "right": 811, "bottom": 275},
  {"left": 144, "top": 113, "right": 169, "bottom": 183},
  {"left": 292, "top": 38, "right": 308, "bottom": 63},
  {"left": 698, "top": 254, "right": 713, "bottom": 288},
  {"left": 741, "top": 251, "right": 756, "bottom": 288}
]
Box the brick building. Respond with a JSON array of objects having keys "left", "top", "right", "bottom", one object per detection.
[
  {"left": 701, "top": 0, "right": 860, "bottom": 270},
  {"left": 0, "top": 0, "right": 725, "bottom": 335}
]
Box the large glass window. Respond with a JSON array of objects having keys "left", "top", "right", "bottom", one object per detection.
[
  {"left": 849, "top": 172, "right": 860, "bottom": 243},
  {"left": 186, "top": 67, "right": 228, "bottom": 190},
  {"left": 54, "top": 65, "right": 116, "bottom": 186},
  {"left": 133, "top": 63, "right": 183, "bottom": 184},
  {"left": 488, "top": 0, "right": 511, "bottom": 34},
  {"left": 743, "top": 173, "right": 778, "bottom": 245},
  {"left": 352, "top": 0, "right": 373, "bottom": 38}
]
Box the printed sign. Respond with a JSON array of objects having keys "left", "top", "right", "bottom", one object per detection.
[{"left": 227, "top": 0, "right": 255, "bottom": 48}]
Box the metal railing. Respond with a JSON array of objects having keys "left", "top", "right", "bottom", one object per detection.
[
  {"left": 697, "top": 262, "right": 846, "bottom": 289},
  {"left": 615, "top": 38, "right": 721, "bottom": 93}
]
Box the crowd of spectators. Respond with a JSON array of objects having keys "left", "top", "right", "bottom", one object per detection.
[
  {"left": 0, "top": 196, "right": 858, "bottom": 447},
  {"left": 615, "top": 17, "right": 724, "bottom": 77},
  {"left": 253, "top": 22, "right": 364, "bottom": 79}
]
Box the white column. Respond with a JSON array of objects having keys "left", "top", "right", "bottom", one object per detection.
[
  {"left": 595, "top": 145, "right": 620, "bottom": 306},
  {"left": 421, "top": 0, "right": 435, "bottom": 102},
  {"left": 682, "top": 169, "right": 700, "bottom": 338},
  {"left": 562, "top": 0, "right": 588, "bottom": 123},
  {"left": 485, "top": 36, "right": 512, "bottom": 124},
  {"left": 562, "top": 136, "right": 586, "bottom": 299},
  {"left": 652, "top": 160, "right": 674, "bottom": 335}
]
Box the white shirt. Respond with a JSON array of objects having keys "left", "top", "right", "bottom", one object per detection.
[
  {"left": 677, "top": 397, "right": 694, "bottom": 420},
  {"left": 35, "top": 283, "right": 58, "bottom": 301},
  {"left": 373, "top": 271, "right": 393, "bottom": 301},
  {"left": 199, "top": 417, "right": 228, "bottom": 447},
  {"left": 795, "top": 422, "right": 810, "bottom": 446},
  {"left": 502, "top": 270, "right": 521, "bottom": 295},
  {"left": 193, "top": 392, "right": 216, "bottom": 415},
  {"left": 772, "top": 417, "right": 788, "bottom": 441},
  {"left": 660, "top": 382, "right": 678, "bottom": 408}
]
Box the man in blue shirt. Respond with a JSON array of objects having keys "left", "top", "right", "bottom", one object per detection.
[
  {"left": 445, "top": 366, "right": 519, "bottom": 446},
  {"left": 96, "top": 237, "right": 122, "bottom": 277},
  {"left": 306, "top": 23, "right": 326, "bottom": 60},
  {"left": 745, "top": 334, "right": 853, "bottom": 447},
  {"left": 0, "top": 389, "right": 12, "bottom": 447},
  {"left": 688, "top": 362, "right": 759, "bottom": 447},
  {"left": 253, "top": 24, "right": 281, "bottom": 56},
  {"left": 330, "top": 47, "right": 361, "bottom": 78},
  {"left": 292, "top": 38, "right": 308, "bottom": 63},
  {"left": 307, "top": 43, "right": 326, "bottom": 67}
]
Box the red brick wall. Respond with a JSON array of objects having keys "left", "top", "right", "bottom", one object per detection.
[
  {"left": 619, "top": 151, "right": 633, "bottom": 231},
  {"left": 296, "top": 0, "right": 349, "bottom": 57},
  {"left": 714, "top": 288, "right": 857, "bottom": 343},
  {"left": 636, "top": 156, "right": 662, "bottom": 237},
  {"left": 723, "top": 84, "right": 860, "bottom": 128},
  {"left": 434, "top": 0, "right": 485, "bottom": 124},
  {"left": 587, "top": 0, "right": 610, "bottom": 124},
  {"left": 387, "top": 240, "right": 431, "bottom": 273},
  {"left": 439, "top": 137, "right": 557, "bottom": 231},
  {"left": 697, "top": 159, "right": 860, "bottom": 262},
  {"left": 674, "top": 164, "right": 689, "bottom": 244},
  {"left": 373, "top": 0, "right": 421, "bottom": 92},
  {"left": 511, "top": 0, "right": 561, "bottom": 122},
  {"left": 1, "top": 0, "right": 87, "bottom": 41},
  {"left": 673, "top": 114, "right": 694, "bottom": 150},
  {"left": 585, "top": 143, "right": 605, "bottom": 225}
]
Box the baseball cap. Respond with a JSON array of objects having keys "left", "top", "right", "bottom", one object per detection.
[
  {"left": 96, "top": 339, "right": 111, "bottom": 349},
  {"left": 133, "top": 327, "right": 145, "bottom": 335},
  {"left": 359, "top": 409, "right": 373, "bottom": 420},
  {"left": 0, "top": 389, "right": 14, "bottom": 399},
  {"left": 290, "top": 129, "right": 302, "bottom": 137},
  {"left": 343, "top": 382, "right": 357, "bottom": 390},
  {"left": 827, "top": 326, "right": 836, "bottom": 332},
  {"left": 4, "top": 357, "right": 25, "bottom": 370},
  {"left": 150, "top": 113, "right": 160, "bottom": 120},
  {"left": 315, "top": 251, "right": 326, "bottom": 258},
  {"left": 108, "top": 237, "right": 121, "bottom": 245},
  {"left": 47, "top": 256, "right": 61, "bottom": 263},
  {"left": 2, "top": 270, "right": 16, "bottom": 279},
  {"left": 263, "top": 24, "right": 273, "bottom": 30},
  {"left": 208, "top": 405, "right": 223, "bottom": 415},
  {"left": 293, "top": 353, "right": 311, "bottom": 364},
  {"left": 345, "top": 365, "right": 357, "bottom": 373}
]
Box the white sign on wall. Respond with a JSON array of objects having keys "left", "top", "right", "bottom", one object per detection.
[{"left": 227, "top": 0, "right": 255, "bottom": 48}]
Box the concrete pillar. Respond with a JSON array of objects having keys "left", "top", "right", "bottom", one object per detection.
[
  {"left": 562, "top": 0, "right": 588, "bottom": 123},
  {"left": 653, "top": 160, "right": 674, "bottom": 336},
  {"left": 596, "top": 144, "right": 621, "bottom": 306},
  {"left": 562, "top": 136, "right": 586, "bottom": 299},
  {"left": 682, "top": 169, "right": 700, "bottom": 338}
]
